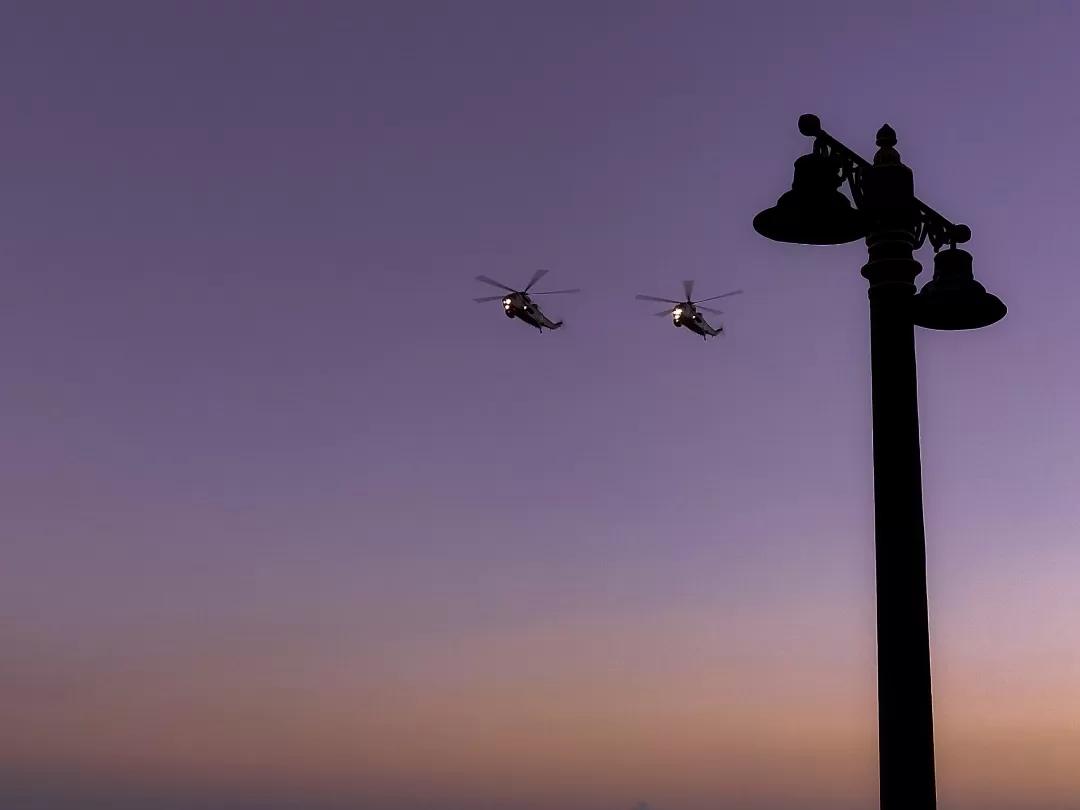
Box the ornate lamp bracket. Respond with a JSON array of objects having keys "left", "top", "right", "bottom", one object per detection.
[{"left": 798, "top": 114, "right": 972, "bottom": 254}]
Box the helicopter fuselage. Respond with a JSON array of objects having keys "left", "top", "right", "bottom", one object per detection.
[
  {"left": 672, "top": 304, "right": 722, "bottom": 339},
  {"left": 502, "top": 292, "right": 563, "bottom": 332}
]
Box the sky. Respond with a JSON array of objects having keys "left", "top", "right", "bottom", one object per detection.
[{"left": 2, "top": 2, "right": 1079, "bottom": 809}]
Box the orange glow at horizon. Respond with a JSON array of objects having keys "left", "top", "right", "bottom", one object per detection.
[{"left": 5, "top": 587, "right": 1080, "bottom": 809}]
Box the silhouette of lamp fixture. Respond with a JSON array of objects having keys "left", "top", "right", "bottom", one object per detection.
[
  {"left": 754, "top": 113, "right": 1006, "bottom": 330},
  {"left": 753, "top": 115, "right": 1008, "bottom": 810}
]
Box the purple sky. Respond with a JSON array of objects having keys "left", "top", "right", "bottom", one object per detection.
[{"left": 3, "top": 2, "right": 1079, "bottom": 809}]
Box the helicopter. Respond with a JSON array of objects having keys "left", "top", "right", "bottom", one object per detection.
[
  {"left": 474, "top": 269, "right": 580, "bottom": 333},
  {"left": 636, "top": 280, "right": 743, "bottom": 340}
]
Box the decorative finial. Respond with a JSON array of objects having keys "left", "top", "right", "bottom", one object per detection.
[
  {"left": 874, "top": 124, "right": 901, "bottom": 165},
  {"left": 876, "top": 124, "right": 897, "bottom": 147},
  {"left": 798, "top": 114, "right": 822, "bottom": 137}
]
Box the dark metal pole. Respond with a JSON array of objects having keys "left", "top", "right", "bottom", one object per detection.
[{"left": 860, "top": 129, "right": 938, "bottom": 810}]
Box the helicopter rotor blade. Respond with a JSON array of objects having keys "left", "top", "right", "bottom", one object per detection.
[
  {"left": 698, "top": 305, "right": 724, "bottom": 315},
  {"left": 636, "top": 294, "right": 682, "bottom": 304},
  {"left": 682, "top": 279, "right": 695, "bottom": 302},
  {"left": 654, "top": 308, "right": 676, "bottom": 316},
  {"left": 530, "top": 288, "right": 580, "bottom": 296},
  {"left": 475, "top": 275, "right": 518, "bottom": 293},
  {"left": 523, "top": 268, "right": 549, "bottom": 292},
  {"left": 474, "top": 295, "right": 507, "bottom": 303},
  {"left": 694, "top": 289, "right": 744, "bottom": 303}
]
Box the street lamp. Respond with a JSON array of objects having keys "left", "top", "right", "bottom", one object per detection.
[{"left": 753, "top": 114, "right": 1007, "bottom": 810}]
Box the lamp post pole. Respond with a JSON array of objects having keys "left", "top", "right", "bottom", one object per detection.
[
  {"left": 752, "top": 116, "right": 1006, "bottom": 810},
  {"left": 861, "top": 155, "right": 937, "bottom": 810}
]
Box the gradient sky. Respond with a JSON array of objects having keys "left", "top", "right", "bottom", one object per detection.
[{"left": 2, "top": 2, "right": 1079, "bottom": 809}]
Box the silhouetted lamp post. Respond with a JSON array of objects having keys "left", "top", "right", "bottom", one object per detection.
[{"left": 753, "top": 115, "right": 1006, "bottom": 810}]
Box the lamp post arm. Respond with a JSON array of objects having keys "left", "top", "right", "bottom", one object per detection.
[{"left": 801, "top": 114, "right": 971, "bottom": 252}]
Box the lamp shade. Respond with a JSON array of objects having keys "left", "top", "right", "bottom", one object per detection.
[
  {"left": 912, "top": 247, "right": 1006, "bottom": 331},
  {"left": 753, "top": 152, "right": 868, "bottom": 246}
]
